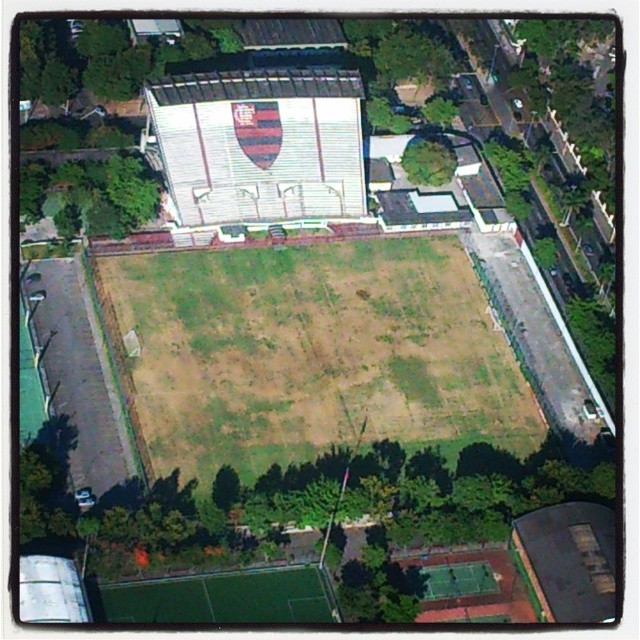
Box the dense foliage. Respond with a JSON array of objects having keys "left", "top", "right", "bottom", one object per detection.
[
  {"left": 20, "top": 120, "right": 135, "bottom": 152},
  {"left": 401, "top": 140, "right": 457, "bottom": 187},
  {"left": 20, "top": 155, "right": 159, "bottom": 238},
  {"left": 420, "top": 97, "right": 459, "bottom": 127}
]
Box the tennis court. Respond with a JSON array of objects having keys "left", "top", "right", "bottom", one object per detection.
[
  {"left": 420, "top": 562, "right": 499, "bottom": 601},
  {"left": 19, "top": 304, "right": 46, "bottom": 443},
  {"left": 99, "top": 565, "right": 337, "bottom": 623}
]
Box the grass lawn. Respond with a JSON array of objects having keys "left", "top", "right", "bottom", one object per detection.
[
  {"left": 97, "top": 237, "right": 546, "bottom": 493},
  {"left": 98, "top": 565, "right": 335, "bottom": 623}
]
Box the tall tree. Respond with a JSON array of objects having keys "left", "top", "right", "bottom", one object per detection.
[
  {"left": 401, "top": 140, "right": 456, "bottom": 187},
  {"left": 40, "top": 58, "right": 76, "bottom": 106},
  {"left": 421, "top": 97, "right": 459, "bottom": 127},
  {"left": 366, "top": 98, "right": 411, "bottom": 134},
  {"left": 212, "top": 465, "right": 241, "bottom": 512},
  {"left": 533, "top": 237, "right": 558, "bottom": 270}
]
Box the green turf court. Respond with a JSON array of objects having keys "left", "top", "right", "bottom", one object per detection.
[
  {"left": 99, "top": 565, "right": 337, "bottom": 623},
  {"left": 19, "top": 305, "right": 46, "bottom": 443},
  {"left": 420, "top": 562, "right": 499, "bottom": 601}
]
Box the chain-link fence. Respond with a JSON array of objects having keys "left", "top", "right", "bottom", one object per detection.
[
  {"left": 80, "top": 251, "right": 156, "bottom": 489},
  {"left": 466, "top": 250, "right": 565, "bottom": 439}
]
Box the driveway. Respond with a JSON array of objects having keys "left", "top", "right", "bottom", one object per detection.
[{"left": 21, "top": 258, "right": 136, "bottom": 497}]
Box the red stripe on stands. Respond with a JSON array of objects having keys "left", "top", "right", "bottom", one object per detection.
[
  {"left": 240, "top": 144, "right": 282, "bottom": 154},
  {"left": 255, "top": 110, "right": 280, "bottom": 120},
  {"left": 312, "top": 98, "right": 325, "bottom": 182},
  {"left": 235, "top": 127, "right": 283, "bottom": 138}
]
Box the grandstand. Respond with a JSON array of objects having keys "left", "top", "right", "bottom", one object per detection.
[{"left": 144, "top": 69, "right": 367, "bottom": 236}]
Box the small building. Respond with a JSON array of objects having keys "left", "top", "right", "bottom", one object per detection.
[
  {"left": 128, "top": 19, "right": 183, "bottom": 45},
  {"left": 20, "top": 555, "right": 92, "bottom": 623},
  {"left": 453, "top": 142, "right": 482, "bottom": 177},
  {"left": 366, "top": 158, "right": 394, "bottom": 192},
  {"left": 376, "top": 190, "right": 473, "bottom": 233},
  {"left": 366, "top": 135, "right": 415, "bottom": 164},
  {"left": 235, "top": 18, "right": 347, "bottom": 51},
  {"left": 511, "top": 502, "right": 616, "bottom": 623}
]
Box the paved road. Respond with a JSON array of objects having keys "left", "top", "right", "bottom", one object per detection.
[
  {"left": 460, "top": 229, "right": 597, "bottom": 447},
  {"left": 21, "top": 258, "right": 136, "bottom": 497}
]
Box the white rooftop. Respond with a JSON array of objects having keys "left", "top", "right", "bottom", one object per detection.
[
  {"left": 367, "top": 135, "right": 415, "bottom": 161},
  {"left": 131, "top": 19, "right": 182, "bottom": 36},
  {"left": 20, "top": 556, "right": 91, "bottom": 623},
  {"left": 409, "top": 192, "right": 459, "bottom": 213}
]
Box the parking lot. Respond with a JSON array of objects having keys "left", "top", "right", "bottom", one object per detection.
[{"left": 21, "top": 257, "right": 136, "bottom": 497}]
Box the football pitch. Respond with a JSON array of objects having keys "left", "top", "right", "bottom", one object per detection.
[
  {"left": 97, "top": 236, "right": 546, "bottom": 490},
  {"left": 98, "top": 565, "right": 336, "bottom": 623}
]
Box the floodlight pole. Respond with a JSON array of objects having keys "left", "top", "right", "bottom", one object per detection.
[{"left": 319, "top": 416, "right": 367, "bottom": 571}]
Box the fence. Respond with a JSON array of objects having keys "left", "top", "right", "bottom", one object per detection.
[
  {"left": 519, "top": 239, "right": 615, "bottom": 435},
  {"left": 18, "top": 276, "right": 55, "bottom": 424},
  {"left": 466, "top": 250, "right": 567, "bottom": 441},
  {"left": 80, "top": 251, "right": 156, "bottom": 489}
]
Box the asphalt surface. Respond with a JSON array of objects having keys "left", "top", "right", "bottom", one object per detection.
[
  {"left": 460, "top": 229, "right": 598, "bottom": 447},
  {"left": 21, "top": 258, "right": 135, "bottom": 497}
]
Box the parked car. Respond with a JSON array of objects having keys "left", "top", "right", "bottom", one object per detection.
[
  {"left": 596, "top": 427, "right": 615, "bottom": 453},
  {"left": 479, "top": 93, "right": 489, "bottom": 106},
  {"left": 28, "top": 291, "right": 46, "bottom": 302},
  {"left": 582, "top": 399, "right": 599, "bottom": 420},
  {"left": 583, "top": 243, "right": 595, "bottom": 256},
  {"left": 74, "top": 487, "right": 92, "bottom": 501},
  {"left": 25, "top": 272, "right": 41, "bottom": 284},
  {"left": 512, "top": 97, "right": 524, "bottom": 109},
  {"left": 77, "top": 497, "right": 96, "bottom": 509},
  {"left": 463, "top": 77, "right": 474, "bottom": 91}
]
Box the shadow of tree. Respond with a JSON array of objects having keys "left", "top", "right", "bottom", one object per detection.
[{"left": 456, "top": 442, "right": 526, "bottom": 482}]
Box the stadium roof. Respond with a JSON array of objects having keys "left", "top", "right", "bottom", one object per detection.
[
  {"left": 377, "top": 190, "right": 473, "bottom": 226},
  {"left": 146, "top": 69, "right": 364, "bottom": 106},
  {"left": 513, "top": 502, "right": 616, "bottom": 623},
  {"left": 129, "top": 19, "right": 183, "bottom": 37},
  {"left": 235, "top": 19, "right": 347, "bottom": 50},
  {"left": 20, "top": 556, "right": 91, "bottom": 623}
]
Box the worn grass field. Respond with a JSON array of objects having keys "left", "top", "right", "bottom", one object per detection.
[{"left": 97, "top": 237, "right": 546, "bottom": 492}]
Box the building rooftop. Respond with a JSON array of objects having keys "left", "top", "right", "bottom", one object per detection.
[
  {"left": 377, "top": 190, "right": 473, "bottom": 226},
  {"left": 365, "top": 135, "right": 415, "bottom": 161},
  {"left": 459, "top": 165, "right": 505, "bottom": 209},
  {"left": 20, "top": 555, "right": 91, "bottom": 623},
  {"left": 235, "top": 19, "right": 347, "bottom": 50},
  {"left": 453, "top": 142, "right": 480, "bottom": 167},
  {"left": 367, "top": 158, "right": 394, "bottom": 183},
  {"left": 146, "top": 69, "right": 365, "bottom": 106},
  {"left": 514, "top": 502, "right": 616, "bottom": 623},
  {"left": 130, "top": 19, "right": 183, "bottom": 37}
]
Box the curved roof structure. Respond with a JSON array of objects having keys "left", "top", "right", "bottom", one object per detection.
[
  {"left": 513, "top": 502, "right": 616, "bottom": 623},
  {"left": 20, "top": 555, "right": 91, "bottom": 623}
]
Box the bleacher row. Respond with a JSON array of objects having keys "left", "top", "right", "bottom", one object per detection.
[{"left": 149, "top": 97, "right": 365, "bottom": 227}]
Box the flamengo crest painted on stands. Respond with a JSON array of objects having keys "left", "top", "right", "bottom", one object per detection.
[{"left": 232, "top": 101, "right": 283, "bottom": 169}]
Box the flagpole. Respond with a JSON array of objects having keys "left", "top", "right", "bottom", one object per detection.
[{"left": 319, "top": 416, "right": 367, "bottom": 570}]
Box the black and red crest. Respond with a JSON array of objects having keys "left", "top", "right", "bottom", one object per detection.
[{"left": 232, "top": 101, "right": 282, "bottom": 170}]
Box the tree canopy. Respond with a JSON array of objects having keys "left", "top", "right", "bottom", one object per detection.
[
  {"left": 533, "top": 237, "right": 558, "bottom": 270},
  {"left": 401, "top": 140, "right": 456, "bottom": 187},
  {"left": 420, "top": 97, "right": 459, "bottom": 127},
  {"left": 366, "top": 98, "right": 412, "bottom": 134}
]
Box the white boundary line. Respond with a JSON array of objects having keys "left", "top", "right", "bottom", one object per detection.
[{"left": 201, "top": 578, "right": 216, "bottom": 623}]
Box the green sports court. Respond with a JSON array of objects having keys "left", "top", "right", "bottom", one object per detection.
[
  {"left": 19, "top": 304, "right": 46, "bottom": 443},
  {"left": 98, "top": 565, "right": 338, "bottom": 624},
  {"left": 420, "top": 562, "right": 499, "bottom": 601}
]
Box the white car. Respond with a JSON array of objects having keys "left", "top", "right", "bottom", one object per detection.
[
  {"left": 28, "top": 291, "right": 46, "bottom": 302},
  {"left": 74, "top": 487, "right": 92, "bottom": 501},
  {"left": 512, "top": 98, "right": 524, "bottom": 110},
  {"left": 78, "top": 497, "right": 96, "bottom": 509}
]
